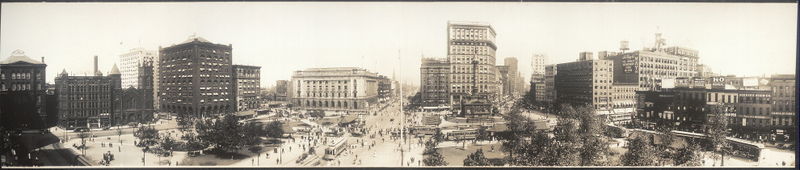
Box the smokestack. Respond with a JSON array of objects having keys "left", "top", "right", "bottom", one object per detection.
[{"left": 94, "top": 55, "right": 98, "bottom": 75}]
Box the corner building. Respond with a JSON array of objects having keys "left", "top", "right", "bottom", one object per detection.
[
  {"left": 158, "top": 36, "right": 234, "bottom": 118},
  {"left": 447, "top": 21, "right": 501, "bottom": 105},
  {"left": 555, "top": 57, "right": 637, "bottom": 124},
  {"left": 609, "top": 45, "right": 699, "bottom": 91},
  {"left": 0, "top": 50, "right": 50, "bottom": 129},
  {"left": 420, "top": 57, "right": 450, "bottom": 107}
]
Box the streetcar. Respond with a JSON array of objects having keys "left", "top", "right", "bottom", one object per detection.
[
  {"left": 323, "top": 139, "right": 348, "bottom": 160},
  {"left": 443, "top": 129, "right": 478, "bottom": 141}
]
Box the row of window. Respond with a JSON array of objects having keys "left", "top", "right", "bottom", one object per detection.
[
  {"left": 1, "top": 83, "right": 43, "bottom": 91},
  {"left": 3, "top": 72, "right": 44, "bottom": 80}
]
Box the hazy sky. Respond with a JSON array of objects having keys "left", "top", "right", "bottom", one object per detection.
[{"left": 1, "top": 2, "right": 796, "bottom": 87}]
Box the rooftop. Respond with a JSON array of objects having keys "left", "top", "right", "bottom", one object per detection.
[{"left": 0, "top": 50, "right": 44, "bottom": 65}]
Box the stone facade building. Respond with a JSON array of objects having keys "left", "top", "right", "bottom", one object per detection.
[
  {"left": 447, "top": 21, "right": 501, "bottom": 105},
  {"left": 289, "top": 67, "right": 380, "bottom": 114}
]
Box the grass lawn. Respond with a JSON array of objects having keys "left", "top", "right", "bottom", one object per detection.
[{"left": 438, "top": 142, "right": 505, "bottom": 166}]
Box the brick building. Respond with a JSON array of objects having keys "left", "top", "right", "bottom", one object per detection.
[
  {"left": 233, "top": 65, "right": 261, "bottom": 111},
  {"left": 0, "top": 50, "right": 51, "bottom": 129},
  {"left": 158, "top": 36, "right": 235, "bottom": 118},
  {"left": 419, "top": 57, "right": 450, "bottom": 107}
]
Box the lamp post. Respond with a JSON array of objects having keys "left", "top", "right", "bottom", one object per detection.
[{"left": 142, "top": 146, "right": 149, "bottom": 166}]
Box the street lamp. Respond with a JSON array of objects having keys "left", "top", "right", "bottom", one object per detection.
[{"left": 142, "top": 146, "right": 149, "bottom": 166}]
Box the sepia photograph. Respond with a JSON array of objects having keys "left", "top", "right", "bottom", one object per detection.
[{"left": 0, "top": 0, "right": 797, "bottom": 168}]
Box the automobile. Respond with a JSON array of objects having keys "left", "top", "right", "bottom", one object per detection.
[{"left": 74, "top": 127, "right": 90, "bottom": 132}]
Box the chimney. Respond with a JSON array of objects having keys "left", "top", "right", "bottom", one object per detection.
[
  {"left": 94, "top": 55, "right": 98, "bottom": 75},
  {"left": 41, "top": 57, "right": 44, "bottom": 63}
]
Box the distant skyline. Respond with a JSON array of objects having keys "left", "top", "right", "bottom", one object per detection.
[{"left": 1, "top": 2, "right": 796, "bottom": 87}]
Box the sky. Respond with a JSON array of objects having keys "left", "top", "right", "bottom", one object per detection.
[{"left": 1, "top": 2, "right": 796, "bottom": 87}]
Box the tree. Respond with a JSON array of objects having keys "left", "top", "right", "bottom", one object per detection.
[
  {"left": 705, "top": 104, "right": 730, "bottom": 166},
  {"left": 264, "top": 121, "right": 284, "bottom": 138},
  {"left": 621, "top": 136, "right": 659, "bottom": 166},
  {"left": 463, "top": 149, "right": 491, "bottom": 166},
  {"left": 423, "top": 138, "right": 440, "bottom": 155},
  {"left": 548, "top": 118, "right": 582, "bottom": 166},
  {"left": 196, "top": 114, "right": 245, "bottom": 153},
  {"left": 432, "top": 129, "right": 444, "bottom": 143},
  {"left": 243, "top": 122, "right": 264, "bottom": 145},
  {"left": 134, "top": 126, "right": 160, "bottom": 147},
  {"left": 177, "top": 115, "right": 193, "bottom": 133},
  {"left": 182, "top": 132, "right": 207, "bottom": 152},
  {"left": 575, "top": 105, "right": 610, "bottom": 166},
  {"left": 423, "top": 149, "right": 448, "bottom": 166},
  {"left": 673, "top": 143, "right": 703, "bottom": 166},
  {"left": 77, "top": 132, "right": 91, "bottom": 155},
  {"left": 160, "top": 135, "right": 177, "bottom": 152}
]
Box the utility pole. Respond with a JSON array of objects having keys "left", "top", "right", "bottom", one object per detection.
[{"left": 399, "top": 49, "right": 404, "bottom": 167}]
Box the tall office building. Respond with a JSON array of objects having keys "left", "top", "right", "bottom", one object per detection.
[
  {"left": 158, "top": 36, "right": 234, "bottom": 118},
  {"left": 556, "top": 58, "right": 614, "bottom": 111},
  {"left": 608, "top": 33, "right": 699, "bottom": 91},
  {"left": 541, "top": 64, "right": 557, "bottom": 103},
  {"left": 275, "top": 80, "right": 289, "bottom": 101},
  {"left": 289, "top": 67, "right": 380, "bottom": 114},
  {"left": 530, "top": 54, "right": 547, "bottom": 102},
  {"left": 498, "top": 57, "right": 525, "bottom": 95},
  {"left": 119, "top": 48, "right": 156, "bottom": 89},
  {"left": 233, "top": 65, "right": 261, "bottom": 111},
  {"left": 531, "top": 53, "right": 546, "bottom": 78},
  {"left": 556, "top": 55, "right": 637, "bottom": 124},
  {"left": 0, "top": 50, "right": 50, "bottom": 129},
  {"left": 503, "top": 57, "right": 523, "bottom": 96},
  {"left": 497, "top": 65, "right": 510, "bottom": 96},
  {"left": 420, "top": 57, "right": 450, "bottom": 107},
  {"left": 119, "top": 48, "right": 160, "bottom": 111},
  {"left": 447, "top": 21, "right": 500, "bottom": 105}
]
